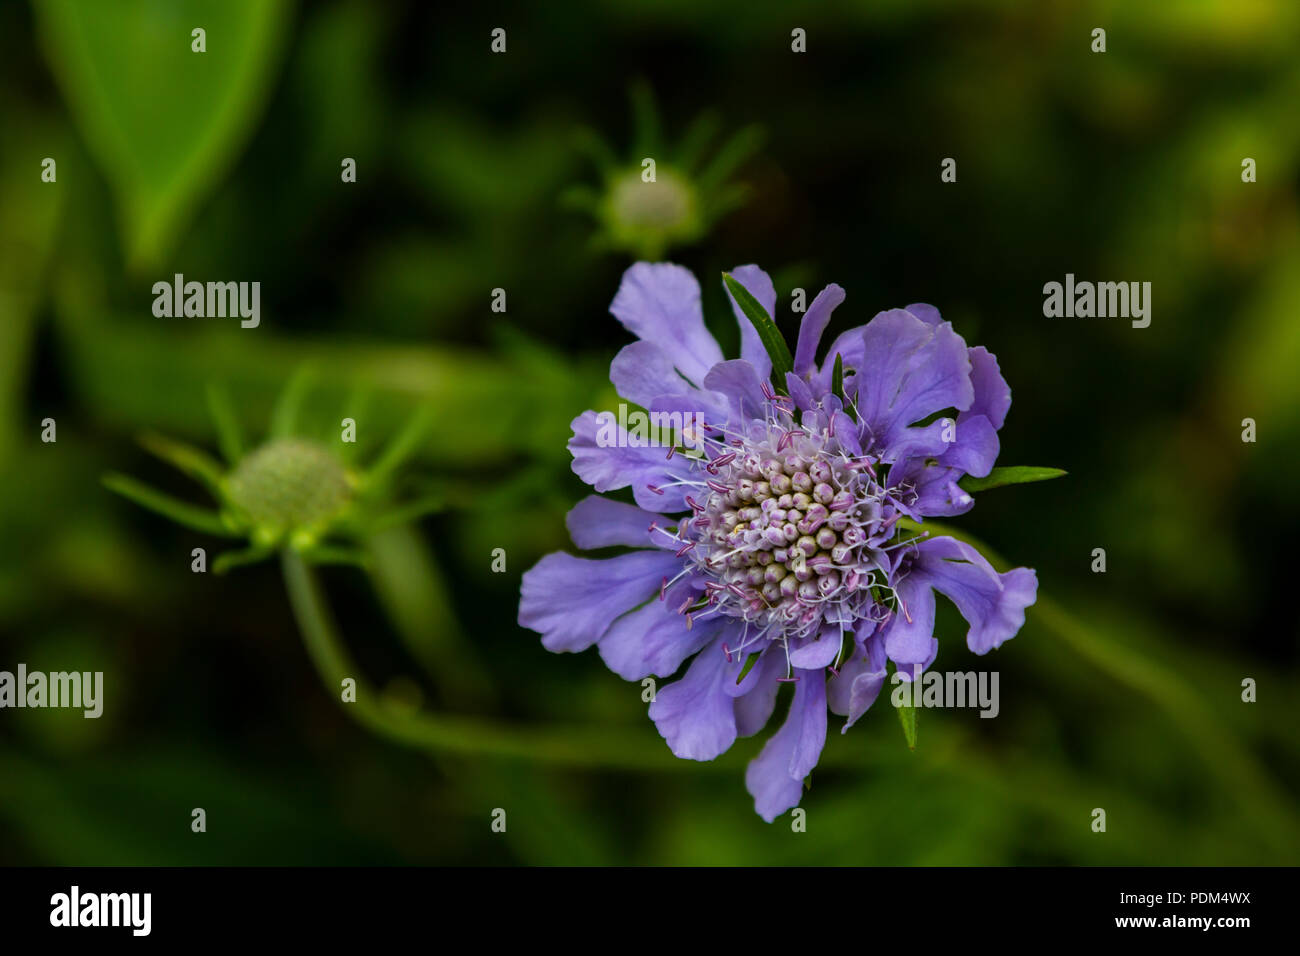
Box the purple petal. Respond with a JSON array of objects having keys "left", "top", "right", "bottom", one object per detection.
[
  {"left": 938, "top": 413, "right": 999, "bottom": 478},
  {"left": 854, "top": 309, "right": 974, "bottom": 452},
  {"left": 724, "top": 265, "right": 776, "bottom": 381},
  {"left": 831, "top": 411, "right": 863, "bottom": 456},
  {"left": 610, "top": 341, "right": 692, "bottom": 409},
  {"left": 567, "top": 411, "right": 692, "bottom": 512},
  {"left": 964, "top": 346, "right": 1011, "bottom": 431},
  {"left": 646, "top": 391, "right": 731, "bottom": 432},
  {"left": 597, "top": 594, "right": 725, "bottom": 679},
  {"left": 610, "top": 262, "right": 723, "bottom": 386},
  {"left": 745, "top": 671, "right": 827, "bottom": 822},
  {"left": 808, "top": 326, "right": 867, "bottom": 396},
  {"left": 787, "top": 623, "right": 844, "bottom": 669},
  {"left": 793, "top": 284, "right": 847, "bottom": 376},
  {"left": 648, "top": 639, "right": 738, "bottom": 760},
  {"left": 828, "top": 623, "right": 888, "bottom": 731},
  {"left": 565, "top": 495, "right": 663, "bottom": 550},
  {"left": 732, "top": 651, "right": 784, "bottom": 737},
  {"left": 784, "top": 370, "right": 815, "bottom": 410},
  {"left": 519, "top": 550, "right": 679, "bottom": 652},
  {"left": 702, "top": 359, "right": 767, "bottom": 424},
  {"left": 904, "top": 302, "right": 943, "bottom": 326},
  {"left": 881, "top": 416, "right": 957, "bottom": 464},
  {"left": 914, "top": 536, "right": 1037, "bottom": 654},
  {"left": 882, "top": 570, "right": 938, "bottom": 669},
  {"left": 889, "top": 459, "right": 974, "bottom": 517}
]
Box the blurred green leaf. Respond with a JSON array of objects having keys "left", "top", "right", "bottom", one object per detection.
[
  {"left": 0, "top": 102, "right": 65, "bottom": 463},
  {"left": 32, "top": 0, "right": 292, "bottom": 268}
]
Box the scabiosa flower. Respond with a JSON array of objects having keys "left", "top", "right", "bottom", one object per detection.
[{"left": 519, "top": 262, "right": 1040, "bottom": 821}]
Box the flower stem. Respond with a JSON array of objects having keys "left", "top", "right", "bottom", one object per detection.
[{"left": 279, "top": 549, "right": 705, "bottom": 771}]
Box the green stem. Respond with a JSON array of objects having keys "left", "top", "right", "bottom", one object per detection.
[{"left": 279, "top": 550, "right": 708, "bottom": 772}]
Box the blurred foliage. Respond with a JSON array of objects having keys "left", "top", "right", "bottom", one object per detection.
[
  {"left": 31, "top": 0, "right": 293, "bottom": 270},
  {"left": 564, "top": 80, "right": 764, "bottom": 259},
  {"left": 0, "top": 0, "right": 1297, "bottom": 865}
]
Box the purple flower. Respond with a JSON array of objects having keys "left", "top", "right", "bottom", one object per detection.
[{"left": 519, "top": 262, "right": 1038, "bottom": 821}]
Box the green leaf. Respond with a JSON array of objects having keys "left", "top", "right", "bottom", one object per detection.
[
  {"left": 896, "top": 699, "right": 917, "bottom": 751},
  {"left": 32, "top": 0, "right": 292, "bottom": 270},
  {"left": 723, "top": 272, "right": 792, "bottom": 392},
  {"left": 958, "top": 466, "right": 1067, "bottom": 494},
  {"left": 0, "top": 106, "right": 66, "bottom": 465}
]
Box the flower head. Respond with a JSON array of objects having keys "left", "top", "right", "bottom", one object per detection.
[
  {"left": 519, "top": 263, "right": 1040, "bottom": 821},
  {"left": 103, "top": 371, "right": 441, "bottom": 573},
  {"left": 565, "top": 82, "right": 762, "bottom": 261}
]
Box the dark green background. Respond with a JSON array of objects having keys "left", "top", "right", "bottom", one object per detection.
[{"left": 1, "top": 0, "right": 1297, "bottom": 864}]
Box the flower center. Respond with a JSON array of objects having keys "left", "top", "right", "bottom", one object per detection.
[
  {"left": 610, "top": 168, "right": 696, "bottom": 230},
  {"left": 683, "top": 416, "right": 896, "bottom": 642},
  {"left": 227, "top": 438, "right": 353, "bottom": 534}
]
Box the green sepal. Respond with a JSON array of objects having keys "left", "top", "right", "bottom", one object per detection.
[
  {"left": 896, "top": 698, "right": 918, "bottom": 751},
  {"left": 103, "top": 473, "right": 238, "bottom": 537},
  {"left": 369, "top": 490, "right": 449, "bottom": 532},
  {"left": 212, "top": 545, "right": 274, "bottom": 574},
  {"left": 366, "top": 404, "right": 436, "bottom": 489},
  {"left": 832, "top": 631, "right": 851, "bottom": 671},
  {"left": 133, "top": 434, "right": 226, "bottom": 496},
  {"left": 735, "top": 651, "right": 762, "bottom": 684},
  {"left": 205, "top": 382, "right": 244, "bottom": 465},
  {"left": 722, "top": 272, "right": 792, "bottom": 394},
  {"left": 270, "top": 365, "right": 316, "bottom": 438},
  {"left": 831, "top": 353, "right": 856, "bottom": 422}
]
